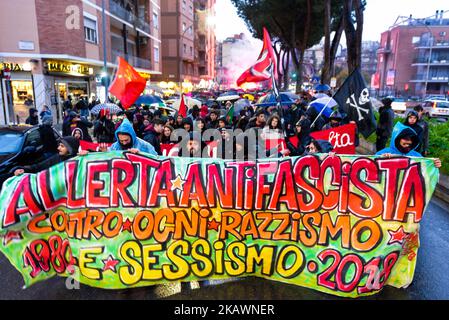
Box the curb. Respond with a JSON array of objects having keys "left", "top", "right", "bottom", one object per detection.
[{"left": 356, "top": 139, "right": 449, "bottom": 206}]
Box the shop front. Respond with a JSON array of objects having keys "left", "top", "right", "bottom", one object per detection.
[
  {"left": 42, "top": 60, "right": 95, "bottom": 122},
  {"left": 0, "top": 61, "right": 34, "bottom": 125}
]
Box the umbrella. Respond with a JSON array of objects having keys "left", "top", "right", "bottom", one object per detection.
[
  {"left": 171, "top": 97, "right": 202, "bottom": 111},
  {"left": 234, "top": 98, "right": 251, "bottom": 115},
  {"left": 308, "top": 96, "right": 338, "bottom": 118},
  {"left": 314, "top": 84, "right": 331, "bottom": 92},
  {"left": 216, "top": 94, "right": 241, "bottom": 102},
  {"left": 242, "top": 93, "right": 255, "bottom": 101},
  {"left": 256, "top": 92, "right": 299, "bottom": 107},
  {"left": 90, "top": 103, "right": 123, "bottom": 115},
  {"left": 134, "top": 95, "right": 165, "bottom": 107}
]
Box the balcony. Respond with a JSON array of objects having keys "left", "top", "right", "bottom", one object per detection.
[
  {"left": 377, "top": 47, "right": 391, "bottom": 55},
  {"left": 111, "top": 49, "right": 151, "bottom": 70},
  {"left": 109, "top": 0, "right": 151, "bottom": 35},
  {"left": 412, "top": 57, "right": 449, "bottom": 65},
  {"left": 410, "top": 73, "right": 449, "bottom": 82},
  {"left": 414, "top": 40, "right": 449, "bottom": 49}
]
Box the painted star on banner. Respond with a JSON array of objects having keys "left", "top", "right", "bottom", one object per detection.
[
  {"left": 208, "top": 219, "right": 220, "bottom": 232},
  {"left": 102, "top": 255, "right": 120, "bottom": 273},
  {"left": 170, "top": 175, "right": 186, "bottom": 191},
  {"left": 2, "top": 231, "right": 23, "bottom": 246},
  {"left": 122, "top": 219, "right": 133, "bottom": 233},
  {"left": 388, "top": 226, "right": 407, "bottom": 245}
]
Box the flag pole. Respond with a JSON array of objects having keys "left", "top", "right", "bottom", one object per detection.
[{"left": 309, "top": 97, "right": 334, "bottom": 129}]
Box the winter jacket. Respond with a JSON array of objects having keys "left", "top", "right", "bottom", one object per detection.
[
  {"left": 375, "top": 122, "right": 422, "bottom": 157},
  {"left": 109, "top": 118, "right": 157, "bottom": 155},
  {"left": 17, "top": 137, "right": 79, "bottom": 173},
  {"left": 143, "top": 125, "right": 162, "bottom": 155}
]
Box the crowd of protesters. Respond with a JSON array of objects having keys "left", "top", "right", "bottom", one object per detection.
[{"left": 13, "top": 88, "right": 442, "bottom": 178}]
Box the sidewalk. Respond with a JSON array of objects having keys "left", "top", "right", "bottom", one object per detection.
[{"left": 356, "top": 138, "right": 449, "bottom": 205}]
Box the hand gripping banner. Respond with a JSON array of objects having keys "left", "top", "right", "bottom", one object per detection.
[{"left": 0, "top": 152, "right": 439, "bottom": 297}]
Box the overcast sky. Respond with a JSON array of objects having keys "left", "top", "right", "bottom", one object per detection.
[{"left": 215, "top": 0, "right": 449, "bottom": 42}]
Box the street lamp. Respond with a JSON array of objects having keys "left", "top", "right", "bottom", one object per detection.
[
  {"left": 179, "top": 24, "right": 193, "bottom": 94},
  {"left": 423, "top": 29, "right": 434, "bottom": 99}
]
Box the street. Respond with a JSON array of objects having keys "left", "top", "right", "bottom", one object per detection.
[{"left": 1, "top": 197, "right": 448, "bottom": 300}]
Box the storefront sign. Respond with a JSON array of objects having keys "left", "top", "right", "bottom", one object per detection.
[
  {"left": 0, "top": 152, "right": 439, "bottom": 297},
  {"left": 138, "top": 72, "right": 151, "bottom": 80},
  {"left": 0, "top": 62, "right": 25, "bottom": 72},
  {"left": 44, "top": 60, "right": 91, "bottom": 77}
]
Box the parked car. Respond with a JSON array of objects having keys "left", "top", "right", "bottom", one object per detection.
[
  {"left": 0, "top": 125, "right": 61, "bottom": 188},
  {"left": 423, "top": 99, "right": 449, "bottom": 120},
  {"left": 390, "top": 97, "right": 408, "bottom": 114}
]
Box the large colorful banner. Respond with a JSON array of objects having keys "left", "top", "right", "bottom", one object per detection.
[
  {"left": 310, "top": 123, "right": 357, "bottom": 154},
  {"left": 0, "top": 152, "right": 439, "bottom": 297}
]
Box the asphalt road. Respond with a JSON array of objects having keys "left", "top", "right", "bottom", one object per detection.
[{"left": 0, "top": 197, "right": 448, "bottom": 300}]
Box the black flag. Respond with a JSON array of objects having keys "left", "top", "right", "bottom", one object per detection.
[{"left": 333, "top": 68, "right": 376, "bottom": 138}]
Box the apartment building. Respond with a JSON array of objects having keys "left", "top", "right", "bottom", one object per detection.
[{"left": 0, "top": 0, "right": 162, "bottom": 125}]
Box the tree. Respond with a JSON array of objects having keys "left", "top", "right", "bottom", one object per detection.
[
  {"left": 231, "top": 0, "right": 326, "bottom": 93},
  {"left": 343, "top": 0, "right": 366, "bottom": 73},
  {"left": 321, "top": 0, "right": 345, "bottom": 84}
]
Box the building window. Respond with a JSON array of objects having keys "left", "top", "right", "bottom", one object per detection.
[
  {"left": 184, "top": 44, "right": 187, "bottom": 53},
  {"left": 154, "top": 46, "right": 160, "bottom": 63},
  {"left": 190, "top": 46, "right": 193, "bottom": 55},
  {"left": 183, "top": 22, "right": 186, "bottom": 32},
  {"left": 153, "top": 12, "right": 159, "bottom": 29},
  {"left": 84, "top": 16, "right": 97, "bottom": 44}
]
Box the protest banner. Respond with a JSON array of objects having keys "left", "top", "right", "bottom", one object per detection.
[
  {"left": 79, "top": 141, "right": 112, "bottom": 152},
  {"left": 0, "top": 152, "right": 439, "bottom": 297},
  {"left": 310, "top": 123, "right": 357, "bottom": 154}
]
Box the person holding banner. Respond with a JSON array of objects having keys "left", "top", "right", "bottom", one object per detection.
[
  {"left": 108, "top": 118, "right": 157, "bottom": 155},
  {"left": 13, "top": 136, "right": 81, "bottom": 176},
  {"left": 376, "top": 122, "right": 442, "bottom": 168},
  {"left": 322, "top": 110, "right": 344, "bottom": 130},
  {"left": 286, "top": 118, "right": 313, "bottom": 156}
]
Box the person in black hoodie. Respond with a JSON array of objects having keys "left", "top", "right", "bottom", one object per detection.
[
  {"left": 287, "top": 118, "right": 313, "bottom": 156},
  {"left": 403, "top": 110, "right": 424, "bottom": 151},
  {"left": 25, "top": 108, "right": 39, "bottom": 125},
  {"left": 13, "top": 136, "right": 80, "bottom": 175},
  {"left": 39, "top": 115, "right": 59, "bottom": 159},
  {"left": 93, "top": 109, "right": 116, "bottom": 143},
  {"left": 143, "top": 118, "right": 165, "bottom": 155}
]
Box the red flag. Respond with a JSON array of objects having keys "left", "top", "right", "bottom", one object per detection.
[
  {"left": 178, "top": 94, "right": 188, "bottom": 117},
  {"left": 309, "top": 123, "right": 357, "bottom": 154},
  {"left": 237, "top": 27, "right": 277, "bottom": 87},
  {"left": 109, "top": 56, "right": 146, "bottom": 109}
]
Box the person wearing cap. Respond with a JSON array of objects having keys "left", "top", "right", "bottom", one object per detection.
[
  {"left": 109, "top": 118, "right": 157, "bottom": 155},
  {"left": 376, "top": 97, "right": 395, "bottom": 152},
  {"left": 376, "top": 122, "right": 441, "bottom": 168},
  {"left": 322, "top": 110, "right": 344, "bottom": 130},
  {"left": 13, "top": 136, "right": 81, "bottom": 176}
]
